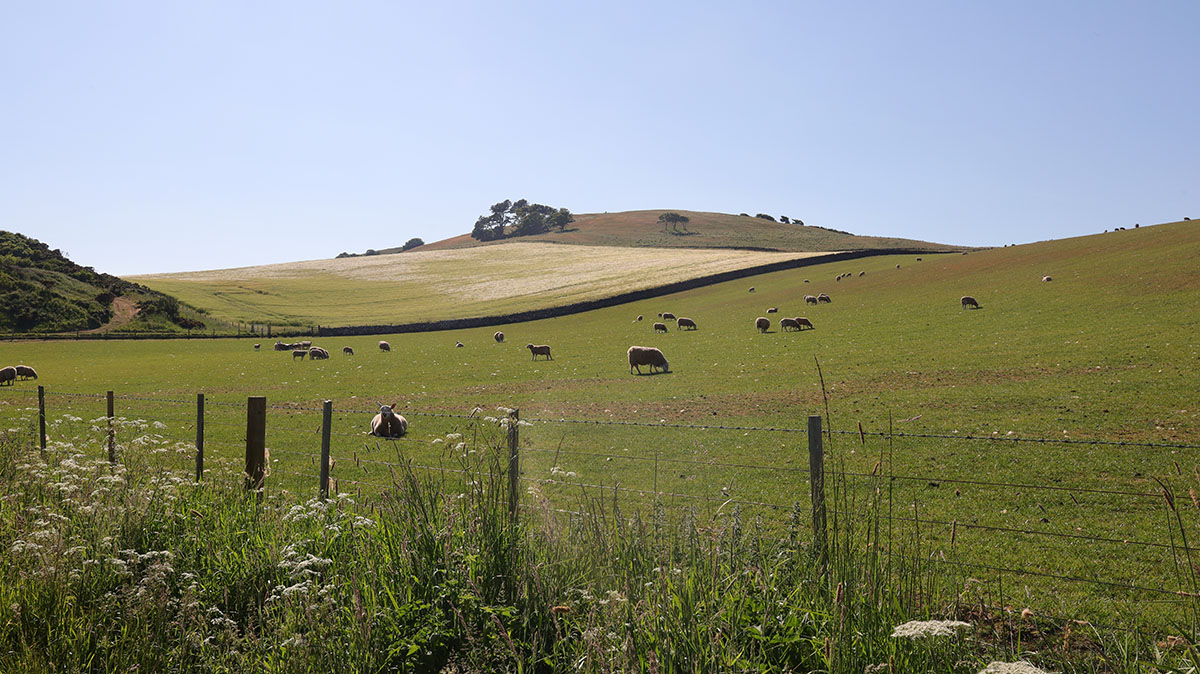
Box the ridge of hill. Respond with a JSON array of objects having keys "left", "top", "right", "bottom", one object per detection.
[
  {"left": 378, "top": 210, "right": 964, "bottom": 254},
  {"left": 0, "top": 231, "right": 204, "bottom": 334}
]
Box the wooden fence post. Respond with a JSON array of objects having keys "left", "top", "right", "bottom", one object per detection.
[
  {"left": 507, "top": 408, "right": 520, "bottom": 527},
  {"left": 195, "top": 393, "right": 205, "bottom": 482},
  {"left": 319, "top": 400, "right": 332, "bottom": 500},
  {"left": 808, "top": 414, "right": 828, "bottom": 574},
  {"left": 106, "top": 390, "right": 116, "bottom": 464},
  {"left": 245, "top": 396, "right": 267, "bottom": 493},
  {"left": 37, "top": 385, "right": 46, "bottom": 457}
]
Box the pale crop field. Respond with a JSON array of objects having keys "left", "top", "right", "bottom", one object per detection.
[
  {"left": 3, "top": 221, "right": 1199, "bottom": 627},
  {"left": 131, "top": 242, "right": 829, "bottom": 327}
]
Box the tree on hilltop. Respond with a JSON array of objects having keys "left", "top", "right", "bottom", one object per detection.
[
  {"left": 471, "top": 199, "right": 573, "bottom": 241},
  {"left": 657, "top": 212, "right": 690, "bottom": 233}
]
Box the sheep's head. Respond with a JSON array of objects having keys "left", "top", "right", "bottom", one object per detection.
[{"left": 377, "top": 403, "right": 399, "bottom": 419}]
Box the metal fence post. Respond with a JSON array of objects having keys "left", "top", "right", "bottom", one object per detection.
[
  {"left": 37, "top": 385, "right": 46, "bottom": 457},
  {"left": 245, "top": 396, "right": 267, "bottom": 493},
  {"left": 106, "top": 390, "right": 116, "bottom": 464},
  {"left": 319, "top": 400, "right": 332, "bottom": 500},
  {"left": 808, "top": 414, "right": 828, "bottom": 573},
  {"left": 195, "top": 393, "right": 205, "bottom": 482},
  {"left": 507, "top": 408, "right": 520, "bottom": 527}
]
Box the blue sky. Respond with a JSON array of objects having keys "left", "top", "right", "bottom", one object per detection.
[{"left": 2, "top": 1, "right": 1196, "bottom": 275}]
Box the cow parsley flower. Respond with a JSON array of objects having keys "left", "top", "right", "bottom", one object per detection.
[
  {"left": 891, "top": 619, "right": 971, "bottom": 639},
  {"left": 978, "top": 662, "right": 1051, "bottom": 674}
]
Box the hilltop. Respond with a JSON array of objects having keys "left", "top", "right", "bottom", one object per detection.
[
  {"left": 373, "top": 209, "right": 965, "bottom": 254},
  {"left": 0, "top": 231, "right": 204, "bottom": 334}
]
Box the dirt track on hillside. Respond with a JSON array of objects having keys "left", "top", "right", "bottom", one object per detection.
[{"left": 82, "top": 296, "right": 140, "bottom": 333}]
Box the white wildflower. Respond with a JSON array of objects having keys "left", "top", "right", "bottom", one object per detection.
[
  {"left": 891, "top": 619, "right": 971, "bottom": 639},
  {"left": 978, "top": 662, "right": 1052, "bottom": 674}
]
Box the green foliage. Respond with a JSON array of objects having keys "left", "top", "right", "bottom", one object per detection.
[
  {"left": 657, "top": 211, "right": 691, "bottom": 233},
  {"left": 755, "top": 213, "right": 777, "bottom": 222},
  {"left": 400, "top": 238, "right": 425, "bottom": 251},
  {"left": 471, "top": 199, "right": 573, "bottom": 241}
]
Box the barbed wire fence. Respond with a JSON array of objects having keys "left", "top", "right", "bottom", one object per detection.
[{"left": 1, "top": 384, "right": 1198, "bottom": 634}]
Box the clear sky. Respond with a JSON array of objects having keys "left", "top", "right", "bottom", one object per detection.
[{"left": 2, "top": 1, "right": 1197, "bottom": 275}]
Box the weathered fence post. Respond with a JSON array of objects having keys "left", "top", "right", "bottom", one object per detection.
[
  {"left": 245, "top": 396, "right": 267, "bottom": 493},
  {"left": 808, "top": 414, "right": 828, "bottom": 573},
  {"left": 195, "top": 393, "right": 205, "bottom": 482},
  {"left": 319, "top": 400, "right": 332, "bottom": 500},
  {"left": 106, "top": 390, "right": 116, "bottom": 464},
  {"left": 507, "top": 408, "right": 520, "bottom": 527},
  {"left": 37, "top": 385, "right": 46, "bottom": 457}
]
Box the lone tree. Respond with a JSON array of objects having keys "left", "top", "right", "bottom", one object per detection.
[
  {"left": 657, "top": 212, "right": 690, "bottom": 233},
  {"left": 400, "top": 238, "right": 425, "bottom": 251}
]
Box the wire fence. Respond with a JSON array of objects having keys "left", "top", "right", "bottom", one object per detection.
[{"left": 1, "top": 384, "right": 1197, "bottom": 630}]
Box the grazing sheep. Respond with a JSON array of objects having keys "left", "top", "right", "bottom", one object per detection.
[
  {"left": 628, "top": 346, "right": 669, "bottom": 374},
  {"left": 292, "top": 350, "right": 307, "bottom": 360},
  {"left": 378, "top": 341, "right": 391, "bottom": 352},
  {"left": 676, "top": 317, "right": 697, "bottom": 330},
  {"left": 795, "top": 317, "right": 814, "bottom": 330},
  {"left": 780, "top": 317, "right": 801, "bottom": 331},
  {"left": 343, "top": 346, "right": 354, "bottom": 355},
  {"left": 635, "top": 315, "right": 643, "bottom": 322},
  {"left": 1041, "top": 275, "right": 1053, "bottom": 282},
  {"left": 896, "top": 264, "right": 901, "bottom": 269},
  {"left": 961, "top": 296, "right": 981, "bottom": 310},
  {"left": 916, "top": 257, "right": 923, "bottom": 262},
  {"left": 661, "top": 312, "right": 676, "bottom": 321},
  {"left": 14, "top": 365, "right": 38, "bottom": 380},
  {"left": 755, "top": 316, "right": 770, "bottom": 333},
  {"left": 274, "top": 341, "right": 289, "bottom": 351},
  {"left": 653, "top": 322, "right": 668, "bottom": 333},
  {"left": 370, "top": 403, "right": 408, "bottom": 438},
  {"left": 804, "top": 279, "right": 810, "bottom": 283},
  {"left": 309, "top": 346, "right": 330, "bottom": 360},
  {"left": 455, "top": 341, "right": 464, "bottom": 348},
  {"left": 835, "top": 275, "right": 841, "bottom": 282},
  {"left": 817, "top": 293, "right": 831, "bottom": 303},
  {"left": 526, "top": 344, "right": 553, "bottom": 360},
  {"left": 804, "top": 295, "right": 818, "bottom": 305},
  {"left": 0, "top": 366, "right": 16, "bottom": 386},
  {"left": 748, "top": 287, "right": 756, "bottom": 292},
  {"left": 297, "top": 341, "right": 312, "bottom": 349},
  {"left": 494, "top": 331, "right": 505, "bottom": 343},
  {"left": 766, "top": 307, "right": 778, "bottom": 314},
  {"left": 253, "top": 343, "right": 260, "bottom": 351},
  {"left": 859, "top": 271, "right": 865, "bottom": 277}
]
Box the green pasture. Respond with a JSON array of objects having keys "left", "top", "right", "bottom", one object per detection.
[{"left": 1, "top": 220, "right": 1198, "bottom": 628}]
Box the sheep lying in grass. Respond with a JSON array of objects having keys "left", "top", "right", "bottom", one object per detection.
[
  {"left": 859, "top": 271, "right": 865, "bottom": 277},
  {"left": 526, "top": 344, "right": 553, "bottom": 360},
  {"left": 635, "top": 315, "right": 643, "bottom": 322},
  {"left": 378, "top": 341, "right": 391, "bottom": 352},
  {"left": 1041, "top": 275, "right": 1053, "bottom": 282},
  {"left": 370, "top": 403, "right": 408, "bottom": 438},
  {"left": 676, "top": 317, "right": 697, "bottom": 330},
  {"left": 15, "top": 365, "right": 38, "bottom": 380},
  {"left": 456, "top": 341, "right": 464, "bottom": 348},
  {"left": 309, "top": 346, "right": 330, "bottom": 360},
  {"left": 0, "top": 366, "right": 15, "bottom": 386},
  {"left": 766, "top": 307, "right": 778, "bottom": 314},
  {"left": 628, "top": 346, "right": 668, "bottom": 374},
  {"left": 292, "top": 350, "right": 307, "bottom": 360},
  {"left": 804, "top": 295, "right": 818, "bottom": 305},
  {"left": 961, "top": 296, "right": 981, "bottom": 309},
  {"left": 494, "top": 331, "right": 505, "bottom": 343},
  {"left": 653, "top": 322, "right": 668, "bottom": 333},
  {"left": 755, "top": 316, "right": 770, "bottom": 333},
  {"left": 748, "top": 286, "right": 755, "bottom": 293},
  {"left": 343, "top": 346, "right": 354, "bottom": 355},
  {"left": 254, "top": 343, "right": 260, "bottom": 351},
  {"left": 817, "top": 293, "right": 831, "bottom": 303}
]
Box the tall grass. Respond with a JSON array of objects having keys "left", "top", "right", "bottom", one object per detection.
[{"left": 0, "top": 413, "right": 1184, "bottom": 672}]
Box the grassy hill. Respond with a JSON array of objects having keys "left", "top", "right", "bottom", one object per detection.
[
  {"left": 390, "top": 209, "right": 964, "bottom": 253},
  {"left": 0, "top": 231, "right": 205, "bottom": 334}
]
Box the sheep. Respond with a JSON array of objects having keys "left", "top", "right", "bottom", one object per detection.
[
  {"left": 804, "top": 279, "right": 810, "bottom": 283},
  {"left": 780, "top": 317, "right": 801, "bottom": 331},
  {"left": 455, "top": 341, "right": 464, "bottom": 348},
  {"left": 859, "top": 271, "right": 865, "bottom": 277},
  {"left": 766, "top": 307, "right": 778, "bottom": 314},
  {"left": 1041, "top": 275, "right": 1053, "bottom": 282},
  {"left": 795, "top": 317, "right": 814, "bottom": 330},
  {"left": 292, "top": 350, "right": 307, "bottom": 360},
  {"left": 628, "top": 346, "right": 668, "bottom": 374},
  {"left": 379, "top": 341, "right": 391, "bottom": 352},
  {"left": 309, "top": 346, "right": 330, "bottom": 360},
  {"left": 748, "top": 286, "right": 755, "bottom": 292},
  {"left": 297, "top": 341, "right": 312, "bottom": 349},
  {"left": 653, "top": 322, "right": 668, "bottom": 333},
  {"left": 253, "top": 343, "right": 260, "bottom": 351},
  {"left": 836, "top": 275, "right": 842, "bottom": 282},
  {"left": 661, "top": 312, "right": 676, "bottom": 321},
  {"left": 15, "top": 365, "right": 38, "bottom": 380},
  {"left": 635, "top": 315, "right": 643, "bottom": 322},
  {"left": 916, "top": 257, "right": 923, "bottom": 262},
  {"left": 370, "top": 403, "right": 408, "bottom": 438},
  {"left": 274, "top": 341, "right": 289, "bottom": 351},
  {"left": 755, "top": 316, "right": 770, "bottom": 333},
  {"left": 494, "top": 331, "right": 505, "bottom": 343},
  {"left": 0, "top": 366, "right": 15, "bottom": 386},
  {"left": 961, "top": 296, "right": 981, "bottom": 310},
  {"left": 804, "top": 295, "right": 818, "bottom": 305},
  {"left": 896, "top": 264, "right": 901, "bottom": 269},
  {"left": 817, "top": 293, "right": 831, "bottom": 303},
  {"left": 526, "top": 344, "right": 553, "bottom": 360},
  {"left": 676, "top": 317, "right": 697, "bottom": 330},
  {"left": 343, "top": 346, "right": 354, "bottom": 355}
]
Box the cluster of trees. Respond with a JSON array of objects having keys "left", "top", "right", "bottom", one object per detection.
[
  {"left": 471, "top": 200, "right": 574, "bottom": 242},
  {"left": 741, "top": 213, "right": 804, "bottom": 226}
]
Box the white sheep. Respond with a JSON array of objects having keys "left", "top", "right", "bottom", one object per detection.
[
  {"left": 628, "top": 346, "right": 669, "bottom": 374},
  {"left": 370, "top": 403, "right": 408, "bottom": 438},
  {"left": 379, "top": 341, "right": 391, "bottom": 352},
  {"left": 292, "top": 350, "right": 307, "bottom": 360},
  {"left": 0, "top": 366, "right": 15, "bottom": 386},
  {"left": 455, "top": 341, "right": 464, "bottom": 348},
  {"left": 274, "top": 341, "right": 289, "bottom": 351},
  {"left": 653, "top": 322, "right": 668, "bottom": 333},
  {"left": 748, "top": 286, "right": 756, "bottom": 292},
  {"left": 526, "top": 344, "right": 553, "bottom": 360},
  {"left": 795, "top": 317, "right": 814, "bottom": 330},
  {"left": 635, "top": 315, "right": 643, "bottom": 322},
  {"left": 343, "top": 346, "right": 354, "bottom": 355},
  {"left": 676, "top": 317, "right": 697, "bottom": 330},
  {"left": 309, "top": 346, "right": 330, "bottom": 360},
  {"left": 14, "top": 365, "right": 38, "bottom": 380},
  {"left": 1041, "top": 275, "right": 1053, "bottom": 282},
  {"left": 660, "top": 312, "right": 676, "bottom": 321},
  {"left": 780, "top": 317, "right": 801, "bottom": 331},
  {"left": 859, "top": 271, "right": 865, "bottom": 277},
  {"left": 494, "top": 331, "right": 505, "bottom": 343},
  {"left": 755, "top": 316, "right": 770, "bottom": 333}
]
